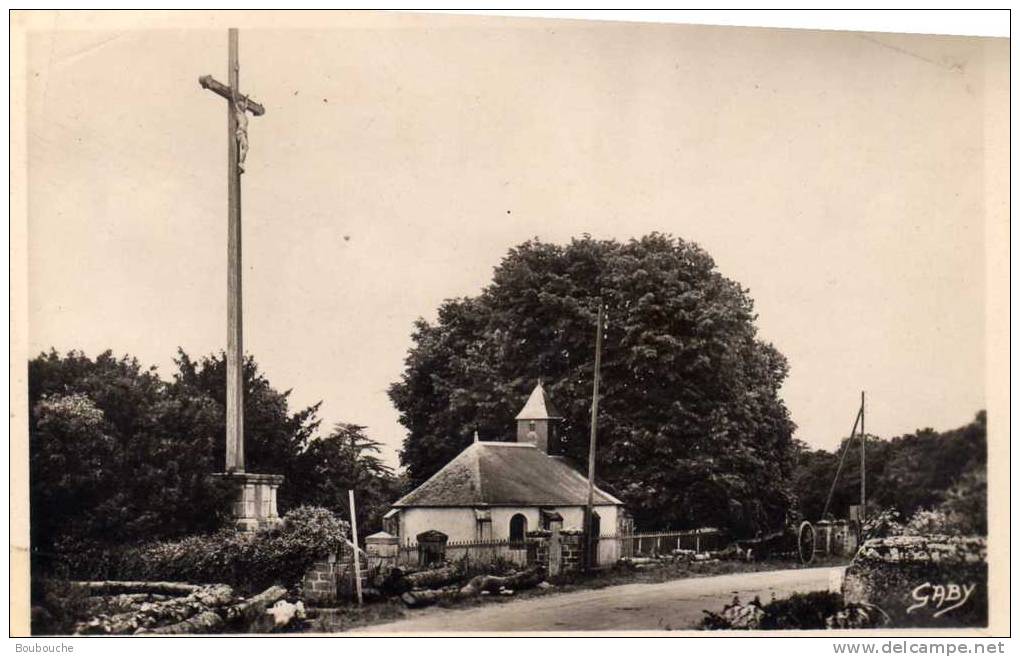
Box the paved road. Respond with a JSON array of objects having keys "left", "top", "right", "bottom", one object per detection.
[{"left": 355, "top": 566, "right": 845, "bottom": 633}]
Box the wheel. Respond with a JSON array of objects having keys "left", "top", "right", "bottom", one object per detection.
[{"left": 797, "top": 521, "right": 815, "bottom": 564}]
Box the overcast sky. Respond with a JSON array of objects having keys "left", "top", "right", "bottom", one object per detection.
[{"left": 23, "top": 13, "right": 1004, "bottom": 466}]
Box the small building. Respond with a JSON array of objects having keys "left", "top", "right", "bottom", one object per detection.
[{"left": 383, "top": 382, "right": 628, "bottom": 548}]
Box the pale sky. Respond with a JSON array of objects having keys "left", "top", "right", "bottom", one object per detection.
[{"left": 22, "top": 13, "right": 1005, "bottom": 467}]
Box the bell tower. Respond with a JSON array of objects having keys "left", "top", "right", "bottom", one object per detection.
[{"left": 515, "top": 381, "right": 563, "bottom": 454}]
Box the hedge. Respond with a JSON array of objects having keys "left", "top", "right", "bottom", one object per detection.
[{"left": 52, "top": 506, "right": 349, "bottom": 594}]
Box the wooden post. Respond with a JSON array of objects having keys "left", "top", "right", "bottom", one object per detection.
[
  {"left": 860, "top": 391, "right": 866, "bottom": 525},
  {"left": 585, "top": 300, "right": 605, "bottom": 572},
  {"left": 348, "top": 490, "right": 363, "bottom": 605},
  {"left": 225, "top": 28, "right": 245, "bottom": 472}
]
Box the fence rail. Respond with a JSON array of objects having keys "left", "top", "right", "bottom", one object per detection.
[
  {"left": 393, "top": 528, "right": 726, "bottom": 569},
  {"left": 397, "top": 537, "right": 530, "bottom": 568},
  {"left": 602, "top": 529, "right": 726, "bottom": 558}
]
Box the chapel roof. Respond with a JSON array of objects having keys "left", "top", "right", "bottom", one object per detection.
[{"left": 392, "top": 441, "right": 622, "bottom": 508}]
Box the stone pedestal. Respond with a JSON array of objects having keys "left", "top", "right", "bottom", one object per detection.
[{"left": 214, "top": 472, "right": 284, "bottom": 532}]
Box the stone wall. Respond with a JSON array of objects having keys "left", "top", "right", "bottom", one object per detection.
[
  {"left": 559, "top": 531, "right": 584, "bottom": 571},
  {"left": 842, "top": 535, "right": 987, "bottom": 628},
  {"left": 526, "top": 527, "right": 585, "bottom": 575},
  {"left": 301, "top": 543, "right": 368, "bottom": 606}
]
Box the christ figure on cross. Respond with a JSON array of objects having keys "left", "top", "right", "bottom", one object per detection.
[{"left": 234, "top": 96, "right": 249, "bottom": 173}]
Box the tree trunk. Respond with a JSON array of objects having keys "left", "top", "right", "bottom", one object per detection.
[
  {"left": 72, "top": 581, "right": 202, "bottom": 596},
  {"left": 74, "top": 585, "right": 236, "bottom": 635},
  {"left": 222, "top": 585, "right": 288, "bottom": 625},
  {"left": 138, "top": 611, "right": 225, "bottom": 635},
  {"left": 459, "top": 567, "right": 544, "bottom": 597},
  {"left": 402, "top": 565, "right": 460, "bottom": 590},
  {"left": 400, "top": 587, "right": 461, "bottom": 608}
]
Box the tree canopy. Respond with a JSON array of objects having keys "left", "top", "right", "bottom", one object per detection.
[
  {"left": 389, "top": 234, "right": 797, "bottom": 533},
  {"left": 28, "top": 348, "right": 399, "bottom": 573},
  {"left": 792, "top": 411, "right": 986, "bottom": 533}
]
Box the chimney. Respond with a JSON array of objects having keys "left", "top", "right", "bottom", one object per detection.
[{"left": 515, "top": 381, "right": 562, "bottom": 454}]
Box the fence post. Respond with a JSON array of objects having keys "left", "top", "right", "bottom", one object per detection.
[{"left": 696, "top": 534, "right": 700, "bottom": 554}]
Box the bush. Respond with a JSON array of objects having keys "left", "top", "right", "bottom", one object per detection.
[
  {"left": 701, "top": 592, "right": 888, "bottom": 630},
  {"left": 55, "top": 507, "right": 349, "bottom": 594},
  {"left": 863, "top": 508, "right": 905, "bottom": 540}
]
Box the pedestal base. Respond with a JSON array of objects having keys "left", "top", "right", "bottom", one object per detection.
[{"left": 213, "top": 472, "right": 285, "bottom": 532}]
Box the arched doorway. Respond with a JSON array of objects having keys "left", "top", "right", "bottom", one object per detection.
[{"left": 509, "top": 513, "right": 527, "bottom": 546}]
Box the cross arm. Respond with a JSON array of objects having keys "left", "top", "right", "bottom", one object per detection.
[{"left": 199, "top": 75, "right": 265, "bottom": 116}]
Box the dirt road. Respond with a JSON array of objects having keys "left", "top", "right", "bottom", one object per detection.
[{"left": 354, "top": 566, "right": 844, "bottom": 633}]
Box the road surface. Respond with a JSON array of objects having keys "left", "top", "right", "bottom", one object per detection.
[{"left": 354, "top": 566, "right": 845, "bottom": 633}]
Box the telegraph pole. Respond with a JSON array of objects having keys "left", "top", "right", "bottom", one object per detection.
[
  {"left": 860, "top": 391, "right": 866, "bottom": 524},
  {"left": 584, "top": 300, "right": 605, "bottom": 572}
]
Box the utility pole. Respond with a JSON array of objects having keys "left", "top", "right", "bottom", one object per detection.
[
  {"left": 584, "top": 300, "right": 605, "bottom": 572},
  {"left": 860, "top": 390, "right": 866, "bottom": 525}
]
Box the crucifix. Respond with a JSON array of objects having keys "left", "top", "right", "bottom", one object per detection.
[{"left": 200, "top": 28, "right": 282, "bottom": 531}]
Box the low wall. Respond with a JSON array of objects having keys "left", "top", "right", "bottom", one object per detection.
[
  {"left": 842, "top": 535, "right": 987, "bottom": 628},
  {"left": 302, "top": 543, "right": 367, "bottom": 606}
]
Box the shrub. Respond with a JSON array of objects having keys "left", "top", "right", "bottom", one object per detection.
[
  {"left": 863, "top": 508, "right": 904, "bottom": 540},
  {"left": 700, "top": 592, "right": 888, "bottom": 630},
  {"left": 55, "top": 506, "right": 349, "bottom": 594}
]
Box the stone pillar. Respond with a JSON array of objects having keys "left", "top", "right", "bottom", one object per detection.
[
  {"left": 816, "top": 520, "right": 833, "bottom": 556},
  {"left": 559, "top": 530, "right": 583, "bottom": 572},
  {"left": 302, "top": 551, "right": 338, "bottom": 606},
  {"left": 548, "top": 520, "right": 563, "bottom": 576},
  {"left": 365, "top": 531, "right": 399, "bottom": 574}
]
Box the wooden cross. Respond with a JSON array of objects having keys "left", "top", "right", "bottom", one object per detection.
[{"left": 199, "top": 28, "right": 265, "bottom": 473}]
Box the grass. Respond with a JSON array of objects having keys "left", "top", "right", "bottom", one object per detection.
[{"left": 305, "top": 555, "right": 850, "bottom": 633}]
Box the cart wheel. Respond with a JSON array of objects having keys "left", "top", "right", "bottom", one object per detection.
[{"left": 798, "top": 521, "right": 816, "bottom": 564}]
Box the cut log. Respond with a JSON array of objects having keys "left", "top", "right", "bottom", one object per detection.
[
  {"left": 192, "top": 584, "right": 236, "bottom": 607},
  {"left": 459, "top": 567, "right": 544, "bottom": 597},
  {"left": 402, "top": 565, "right": 460, "bottom": 590},
  {"left": 74, "top": 584, "right": 237, "bottom": 635},
  {"left": 222, "top": 585, "right": 288, "bottom": 624},
  {"left": 140, "top": 611, "right": 225, "bottom": 635},
  {"left": 400, "top": 587, "right": 461, "bottom": 608},
  {"left": 72, "top": 581, "right": 202, "bottom": 596}
]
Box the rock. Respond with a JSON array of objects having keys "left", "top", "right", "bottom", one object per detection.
[
  {"left": 843, "top": 535, "right": 987, "bottom": 628},
  {"left": 251, "top": 600, "right": 306, "bottom": 632}
]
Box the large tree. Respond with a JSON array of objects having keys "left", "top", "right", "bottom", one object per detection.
[
  {"left": 389, "top": 234, "right": 798, "bottom": 533},
  {"left": 298, "top": 423, "right": 401, "bottom": 534},
  {"left": 28, "top": 349, "right": 399, "bottom": 575},
  {"left": 29, "top": 350, "right": 233, "bottom": 568}
]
